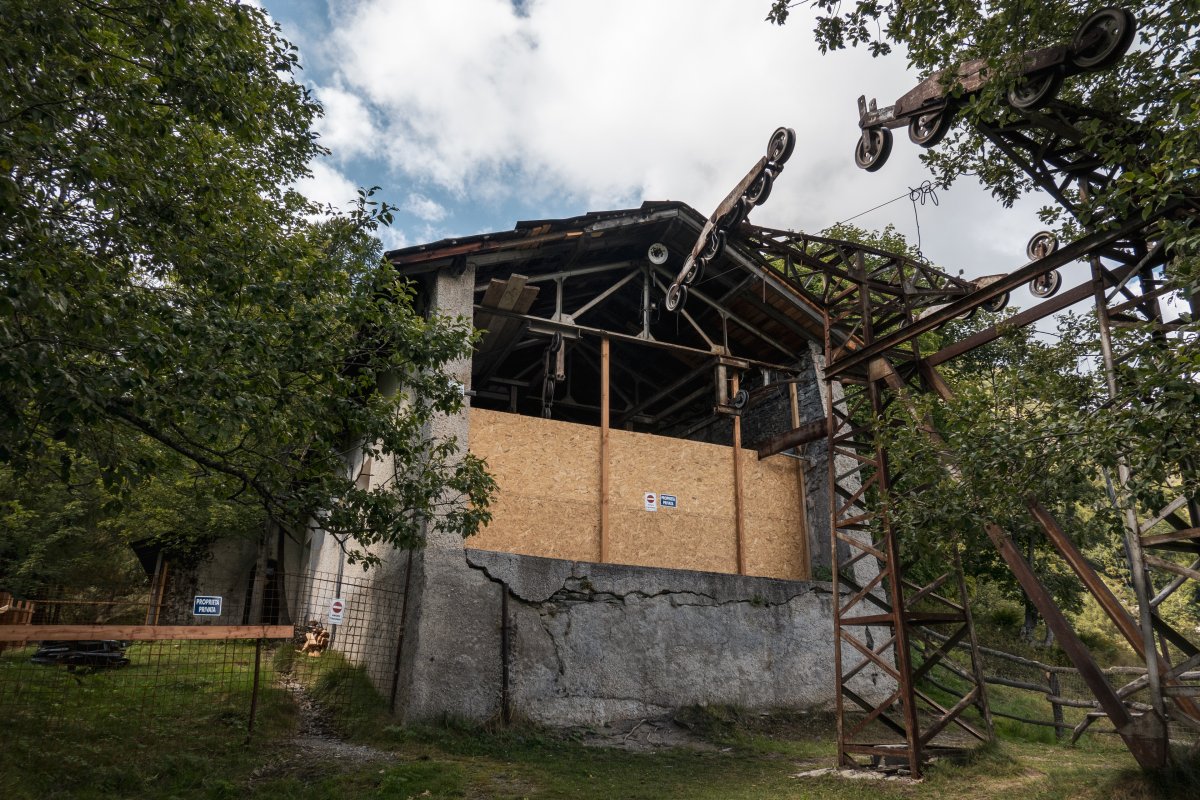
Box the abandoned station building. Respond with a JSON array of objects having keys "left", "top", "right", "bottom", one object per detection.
[{"left": 184, "top": 201, "right": 887, "bottom": 725}]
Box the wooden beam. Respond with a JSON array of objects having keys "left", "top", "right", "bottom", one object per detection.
[
  {"left": 1142, "top": 528, "right": 1200, "bottom": 549},
  {"left": 732, "top": 373, "right": 746, "bottom": 575},
  {"left": 1144, "top": 553, "right": 1200, "bottom": 582},
  {"left": 789, "top": 382, "right": 811, "bottom": 580},
  {"left": 0, "top": 625, "right": 294, "bottom": 642},
  {"left": 600, "top": 336, "right": 611, "bottom": 563},
  {"left": 754, "top": 419, "right": 829, "bottom": 459}
]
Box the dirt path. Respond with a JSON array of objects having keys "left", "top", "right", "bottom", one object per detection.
[{"left": 245, "top": 670, "right": 396, "bottom": 787}]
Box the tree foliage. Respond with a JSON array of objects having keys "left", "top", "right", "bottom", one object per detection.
[{"left": 0, "top": 0, "right": 494, "bottom": 567}]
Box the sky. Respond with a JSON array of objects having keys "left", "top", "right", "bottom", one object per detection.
[{"left": 261, "top": 0, "right": 1067, "bottom": 310}]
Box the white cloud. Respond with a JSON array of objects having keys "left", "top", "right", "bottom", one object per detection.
[
  {"left": 296, "top": 159, "right": 359, "bottom": 210},
  {"left": 376, "top": 225, "right": 410, "bottom": 253},
  {"left": 311, "top": 83, "right": 381, "bottom": 162},
  {"left": 291, "top": 0, "right": 1045, "bottom": 278},
  {"left": 404, "top": 192, "right": 448, "bottom": 222}
]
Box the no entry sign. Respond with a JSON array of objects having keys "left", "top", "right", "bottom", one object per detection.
[{"left": 328, "top": 597, "right": 346, "bottom": 625}]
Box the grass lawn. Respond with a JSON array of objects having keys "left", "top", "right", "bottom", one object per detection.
[{"left": 1, "top": 643, "right": 1196, "bottom": 800}]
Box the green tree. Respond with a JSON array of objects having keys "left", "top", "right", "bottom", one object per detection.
[
  {"left": 0, "top": 437, "right": 264, "bottom": 615},
  {"left": 0, "top": 0, "right": 493, "bottom": 565}
]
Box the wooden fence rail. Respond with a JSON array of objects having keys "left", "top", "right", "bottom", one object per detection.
[{"left": 918, "top": 627, "right": 1200, "bottom": 741}]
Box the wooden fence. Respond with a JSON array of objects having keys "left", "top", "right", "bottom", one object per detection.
[
  {"left": 918, "top": 628, "right": 1199, "bottom": 742},
  {"left": 0, "top": 591, "right": 35, "bottom": 652}
]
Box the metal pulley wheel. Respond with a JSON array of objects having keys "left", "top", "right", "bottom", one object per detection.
[
  {"left": 699, "top": 228, "right": 726, "bottom": 262},
  {"left": 1029, "top": 270, "right": 1062, "bottom": 298},
  {"left": 854, "top": 127, "right": 892, "bottom": 172},
  {"left": 908, "top": 109, "right": 952, "bottom": 147},
  {"left": 731, "top": 389, "right": 749, "bottom": 410},
  {"left": 767, "top": 126, "right": 797, "bottom": 165},
  {"left": 1071, "top": 7, "right": 1137, "bottom": 71},
  {"left": 982, "top": 292, "right": 1010, "bottom": 313},
  {"left": 1007, "top": 67, "right": 1064, "bottom": 111},
  {"left": 745, "top": 172, "right": 773, "bottom": 206},
  {"left": 647, "top": 242, "right": 669, "bottom": 265},
  {"left": 682, "top": 255, "right": 705, "bottom": 285},
  {"left": 1026, "top": 230, "right": 1059, "bottom": 260},
  {"left": 717, "top": 197, "right": 748, "bottom": 231},
  {"left": 665, "top": 282, "right": 687, "bottom": 312}
]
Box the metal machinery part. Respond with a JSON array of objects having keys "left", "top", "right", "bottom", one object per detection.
[
  {"left": 852, "top": 7, "right": 1137, "bottom": 172},
  {"left": 664, "top": 126, "right": 797, "bottom": 312}
]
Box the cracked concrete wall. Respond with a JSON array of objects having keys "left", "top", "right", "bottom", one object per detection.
[{"left": 456, "top": 549, "right": 891, "bottom": 725}]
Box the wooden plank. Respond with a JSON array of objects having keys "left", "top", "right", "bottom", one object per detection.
[
  {"left": 600, "top": 336, "right": 611, "bottom": 563},
  {"left": 789, "top": 382, "right": 810, "bottom": 580},
  {"left": 1142, "top": 528, "right": 1200, "bottom": 548},
  {"left": 732, "top": 373, "right": 746, "bottom": 576},
  {"left": 0, "top": 625, "right": 294, "bottom": 642},
  {"left": 1144, "top": 553, "right": 1200, "bottom": 582}
]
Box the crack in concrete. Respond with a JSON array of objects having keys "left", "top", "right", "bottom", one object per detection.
[{"left": 464, "top": 554, "right": 828, "bottom": 610}]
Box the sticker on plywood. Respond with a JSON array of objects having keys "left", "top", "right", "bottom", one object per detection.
[{"left": 643, "top": 492, "right": 658, "bottom": 511}]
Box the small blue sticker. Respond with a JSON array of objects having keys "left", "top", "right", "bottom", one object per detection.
[{"left": 660, "top": 494, "right": 678, "bottom": 509}]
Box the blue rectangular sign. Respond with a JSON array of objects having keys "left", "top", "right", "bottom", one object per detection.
[
  {"left": 660, "top": 494, "right": 677, "bottom": 508},
  {"left": 193, "top": 595, "right": 223, "bottom": 617}
]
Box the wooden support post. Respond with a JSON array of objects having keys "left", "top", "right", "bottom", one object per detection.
[
  {"left": 789, "top": 382, "right": 810, "bottom": 579},
  {"left": 1048, "top": 671, "right": 1065, "bottom": 740},
  {"left": 599, "top": 336, "right": 610, "bottom": 563},
  {"left": 732, "top": 373, "right": 746, "bottom": 575}
]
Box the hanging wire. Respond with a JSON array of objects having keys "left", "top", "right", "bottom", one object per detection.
[
  {"left": 908, "top": 179, "right": 939, "bottom": 256},
  {"left": 833, "top": 188, "right": 911, "bottom": 226},
  {"left": 829, "top": 180, "right": 939, "bottom": 258}
]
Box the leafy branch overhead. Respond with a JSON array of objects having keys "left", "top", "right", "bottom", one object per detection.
[{"left": 0, "top": 0, "right": 494, "bottom": 565}]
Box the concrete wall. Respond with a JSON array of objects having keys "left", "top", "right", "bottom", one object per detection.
[{"left": 468, "top": 549, "right": 890, "bottom": 725}]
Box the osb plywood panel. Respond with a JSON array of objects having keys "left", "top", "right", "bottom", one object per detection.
[
  {"left": 607, "top": 508, "right": 736, "bottom": 574},
  {"left": 471, "top": 409, "right": 599, "bottom": 501},
  {"left": 607, "top": 427, "right": 739, "bottom": 573},
  {"left": 468, "top": 494, "right": 599, "bottom": 561},
  {"left": 741, "top": 449, "right": 808, "bottom": 580},
  {"left": 467, "top": 409, "right": 807, "bottom": 579},
  {"left": 741, "top": 449, "right": 804, "bottom": 511},
  {"left": 609, "top": 427, "right": 734, "bottom": 518},
  {"left": 744, "top": 514, "right": 805, "bottom": 580},
  {"left": 467, "top": 409, "right": 599, "bottom": 561}
]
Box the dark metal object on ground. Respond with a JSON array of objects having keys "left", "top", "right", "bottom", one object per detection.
[{"left": 30, "top": 640, "right": 130, "bottom": 671}]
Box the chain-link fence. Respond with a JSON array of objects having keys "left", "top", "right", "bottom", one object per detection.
[{"left": 0, "top": 567, "right": 410, "bottom": 747}]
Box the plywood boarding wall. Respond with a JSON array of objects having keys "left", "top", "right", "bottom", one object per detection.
[
  {"left": 468, "top": 409, "right": 600, "bottom": 561},
  {"left": 468, "top": 408, "right": 808, "bottom": 580}
]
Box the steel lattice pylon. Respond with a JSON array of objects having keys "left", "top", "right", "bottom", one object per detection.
[{"left": 665, "top": 9, "right": 1199, "bottom": 776}]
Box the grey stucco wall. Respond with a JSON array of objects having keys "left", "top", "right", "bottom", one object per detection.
[{"left": 467, "top": 549, "right": 890, "bottom": 725}]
